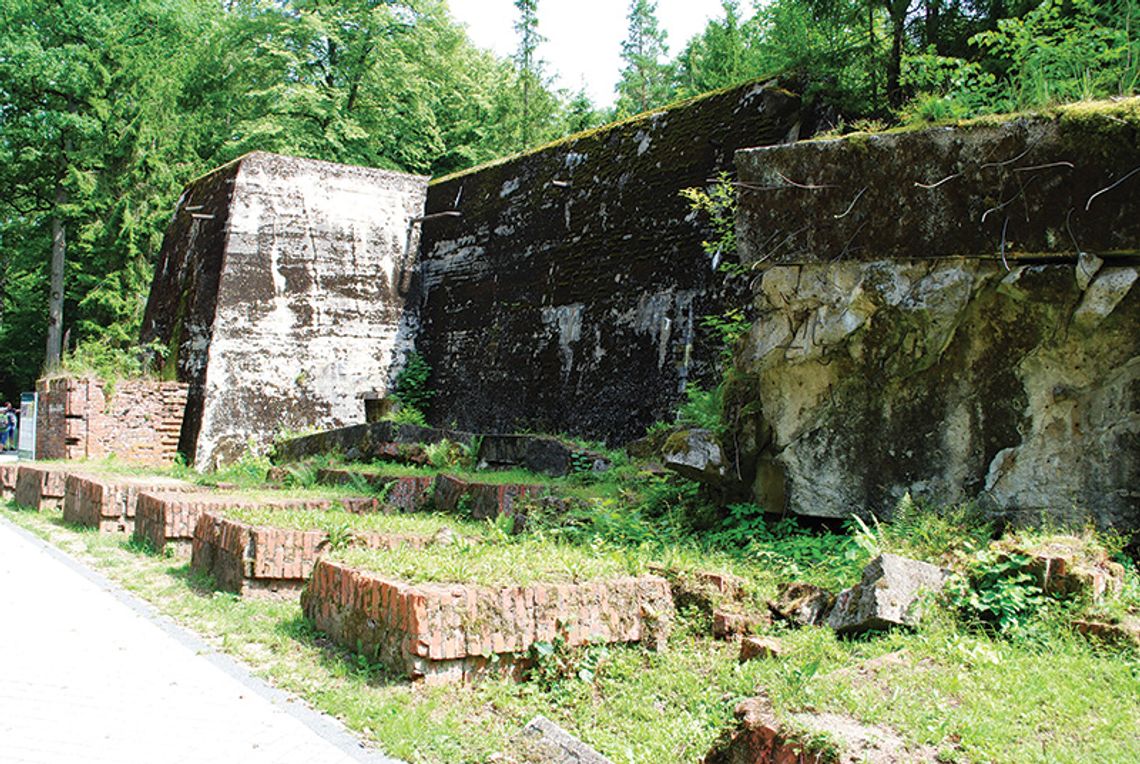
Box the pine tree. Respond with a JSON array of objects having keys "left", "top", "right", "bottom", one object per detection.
[
  {"left": 513, "top": 0, "right": 545, "bottom": 149},
  {"left": 615, "top": 0, "right": 673, "bottom": 116}
]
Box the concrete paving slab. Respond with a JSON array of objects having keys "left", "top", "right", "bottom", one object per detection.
[{"left": 0, "top": 516, "right": 402, "bottom": 764}]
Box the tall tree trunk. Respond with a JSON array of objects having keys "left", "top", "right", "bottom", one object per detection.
[
  {"left": 45, "top": 182, "right": 67, "bottom": 369},
  {"left": 886, "top": 0, "right": 908, "bottom": 108}
]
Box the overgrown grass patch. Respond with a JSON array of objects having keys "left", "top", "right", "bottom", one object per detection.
[
  {"left": 222, "top": 506, "right": 482, "bottom": 537},
  {"left": 331, "top": 535, "right": 646, "bottom": 586},
  {"left": 4, "top": 495, "right": 1139, "bottom": 764}
]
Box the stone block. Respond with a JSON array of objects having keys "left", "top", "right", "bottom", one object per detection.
[
  {"left": 302, "top": 559, "right": 674, "bottom": 684},
  {"left": 827, "top": 555, "right": 950, "bottom": 635},
  {"left": 513, "top": 715, "right": 614, "bottom": 764},
  {"left": 768, "top": 582, "right": 835, "bottom": 627},
  {"left": 467, "top": 482, "right": 547, "bottom": 522},
  {"left": 477, "top": 434, "right": 609, "bottom": 477},
  {"left": 431, "top": 474, "right": 470, "bottom": 513},
  {"left": 662, "top": 429, "right": 725, "bottom": 484}
]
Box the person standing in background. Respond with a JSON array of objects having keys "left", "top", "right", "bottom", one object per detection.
[{"left": 3, "top": 403, "right": 16, "bottom": 451}]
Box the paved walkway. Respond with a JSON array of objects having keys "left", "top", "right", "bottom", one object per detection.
[{"left": 0, "top": 517, "right": 401, "bottom": 764}]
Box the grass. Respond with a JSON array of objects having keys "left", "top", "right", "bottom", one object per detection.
[
  {"left": 3, "top": 490, "right": 1139, "bottom": 763},
  {"left": 330, "top": 536, "right": 645, "bottom": 586},
  {"left": 224, "top": 506, "right": 483, "bottom": 537}
]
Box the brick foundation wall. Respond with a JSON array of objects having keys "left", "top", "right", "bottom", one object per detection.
[
  {"left": 35, "top": 376, "right": 188, "bottom": 466},
  {"left": 136, "top": 492, "right": 377, "bottom": 554},
  {"left": 13, "top": 465, "right": 68, "bottom": 510},
  {"left": 190, "top": 512, "right": 431, "bottom": 597},
  {"left": 302, "top": 559, "right": 674, "bottom": 684},
  {"left": 61, "top": 474, "right": 194, "bottom": 533}
]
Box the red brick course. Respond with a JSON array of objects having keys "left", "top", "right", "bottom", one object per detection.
[
  {"left": 13, "top": 465, "right": 69, "bottom": 510},
  {"left": 191, "top": 512, "right": 432, "bottom": 597},
  {"left": 35, "top": 375, "right": 187, "bottom": 466},
  {"left": 136, "top": 492, "right": 378, "bottom": 555},
  {"left": 302, "top": 559, "right": 674, "bottom": 684},
  {"left": 62, "top": 473, "right": 195, "bottom": 533}
]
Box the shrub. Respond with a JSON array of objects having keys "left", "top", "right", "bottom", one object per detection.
[
  {"left": 391, "top": 351, "right": 434, "bottom": 412},
  {"left": 945, "top": 546, "right": 1048, "bottom": 636}
]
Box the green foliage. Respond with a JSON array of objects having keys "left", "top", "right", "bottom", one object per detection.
[
  {"left": 708, "top": 505, "right": 867, "bottom": 590},
  {"left": 56, "top": 339, "right": 168, "bottom": 385},
  {"left": 382, "top": 405, "right": 428, "bottom": 427},
  {"left": 679, "top": 172, "right": 739, "bottom": 275},
  {"left": 676, "top": 384, "right": 724, "bottom": 434},
  {"left": 527, "top": 635, "right": 611, "bottom": 691},
  {"left": 945, "top": 548, "right": 1048, "bottom": 636},
  {"left": 973, "top": 0, "right": 1140, "bottom": 109},
  {"left": 390, "top": 351, "right": 434, "bottom": 413}
]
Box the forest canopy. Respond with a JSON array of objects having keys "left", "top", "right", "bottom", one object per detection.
[{"left": 1, "top": 0, "right": 1137, "bottom": 398}]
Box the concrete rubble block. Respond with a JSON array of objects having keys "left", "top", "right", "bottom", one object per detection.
[
  {"left": 827, "top": 554, "right": 950, "bottom": 635},
  {"left": 768, "top": 582, "right": 836, "bottom": 627},
  {"left": 274, "top": 422, "right": 473, "bottom": 465},
  {"left": 739, "top": 636, "right": 784, "bottom": 663},
  {"left": 510, "top": 715, "right": 614, "bottom": 764},
  {"left": 477, "top": 434, "right": 610, "bottom": 477},
  {"left": 704, "top": 694, "right": 939, "bottom": 764},
  {"left": 662, "top": 429, "right": 726, "bottom": 484}
]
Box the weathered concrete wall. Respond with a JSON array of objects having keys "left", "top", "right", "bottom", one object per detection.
[
  {"left": 731, "top": 100, "right": 1140, "bottom": 531},
  {"left": 416, "top": 79, "right": 805, "bottom": 442},
  {"left": 141, "top": 153, "right": 428, "bottom": 467},
  {"left": 35, "top": 375, "right": 187, "bottom": 466}
]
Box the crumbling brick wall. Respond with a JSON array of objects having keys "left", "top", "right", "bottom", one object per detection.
[
  {"left": 303, "top": 559, "right": 674, "bottom": 684},
  {"left": 35, "top": 376, "right": 187, "bottom": 466},
  {"left": 190, "top": 512, "right": 429, "bottom": 596}
]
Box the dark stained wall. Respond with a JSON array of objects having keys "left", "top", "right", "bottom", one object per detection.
[{"left": 416, "top": 79, "right": 805, "bottom": 443}]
